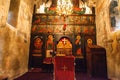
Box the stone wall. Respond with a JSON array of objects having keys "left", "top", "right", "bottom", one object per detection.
[
  {"left": 0, "top": 0, "right": 10, "bottom": 74},
  {"left": 96, "top": 0, "right": 120, "bottom": 80},
  {"left": 0, "top": 0, "right": 34, "bottom": 79}
]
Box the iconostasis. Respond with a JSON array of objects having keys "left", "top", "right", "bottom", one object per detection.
[{"left": 29, "top": 0, "right": 96, "bottom": 68}]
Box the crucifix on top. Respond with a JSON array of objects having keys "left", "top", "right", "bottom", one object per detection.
[
  {"left": 62, "top": 38, "right": 67, "bottom": 45},
  {"left": 62, "top": 38, "right": 72, "bottom": 48}
]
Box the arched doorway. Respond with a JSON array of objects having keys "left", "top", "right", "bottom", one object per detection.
[{"left": 56, "top": 37, "right": 72, "bottom": 56}]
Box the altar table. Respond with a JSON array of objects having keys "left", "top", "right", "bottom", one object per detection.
[{"left": 54, "top": 56, "right": 75, "bottom": 80}]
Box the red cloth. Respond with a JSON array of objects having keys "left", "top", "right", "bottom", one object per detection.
[
  {"left": 43, "top": 57, "right": 53, "bottom": 64},
  {"left": 54, "top": 56, "right": 75, "bottom": 80}
]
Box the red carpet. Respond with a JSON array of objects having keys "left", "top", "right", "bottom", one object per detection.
[{"left": 14, "top": 68, "right": 109, "bottom": 80}]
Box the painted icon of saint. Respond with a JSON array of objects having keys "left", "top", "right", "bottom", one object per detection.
[
  {"left": 33, "top": 37, "right": 43, "bottom": 54},
  {"left": 46, "top": 35, "right": 54, "bottom": 57},
  {"left": 75, "top": 35, "right": 82, "bottom": 56}
]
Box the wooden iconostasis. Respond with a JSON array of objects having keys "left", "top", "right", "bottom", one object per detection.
[{"left": 29, "top": 13, "right": 96, "bottom": 68}]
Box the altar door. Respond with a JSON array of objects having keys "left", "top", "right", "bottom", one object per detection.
[{"left": 54, "top": 56, "right": 75, "bottom": 80}]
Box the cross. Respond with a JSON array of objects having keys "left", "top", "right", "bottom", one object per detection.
[
  {"left": 62, "top": 38, "right": 67, "bottom": 44},
  {"left": 61, "top": 65, "right": 68, "bottom": 71}
]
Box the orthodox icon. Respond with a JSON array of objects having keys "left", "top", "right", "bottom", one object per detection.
[
  {"left": 46, "top": 35, "right": 54, "bottom": 57},
  {"left": 75, "top": 35, "right": 82, "bottom": 57},
  {"left": 32, "top": 36, "right": 43, "bottom": 54}
]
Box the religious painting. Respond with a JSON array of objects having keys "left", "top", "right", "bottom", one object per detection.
[
  {"left": 53, "top": 25, "right": 73, "bottom": 34},
  {"left": 89, "top": 26, "right": 96, "bottom": 34},
  {"left": 81, "top": 16, "right": 88, "bottom": 24},
  {"left": 67, "top": 15, "right": 82, "bottom": 24},
  {"left": 47, "top": 15, "right": 65, "bottom": 24},
  {"left": 89, "top": 16, "right": 95, "bottom": 24},
  {"left": 75, "top": 35, "right": 83, "bottom": 58},
  {"left": 74, "top": 16, "right": 82, "bottom": 24},
  {"left": 64, "top": 25, "right": 74, "bottom": 34},
  {"left": 32, "top": 25, "right": 53, "bottom": 33},
  {"left": 82, "top": 26, "right": 89, "bottom": 34},
  {"left": 31, "top": 25, "right": 38, "bottom": 33},
  {"left": 74, "top": 16, "right": 81, "bottom": 24},
  {"left": 32, "top": 36, "right": 43, "bottom": 56},
  {"left": 47, "top": 15, "right": 55, "bottom": 24},
  {"left": 31, "top": 25, "right": 47, "bottom": 33},
  {"left": 33, "top": 14, "right": 95, "bottom": 25},
  {"left": 67, "top": 16, "right": 75, "bottom": 24},
  {"left": 37, "top": 25, "right": 47, "bottom": 33},
  {"left": 87, "top": 38, "right": 93, "bottom": 45},
  {"left": 86, "top": 16, "right": 91, "bottom": 24},
  {"left": 32, "top": 15, "right": 47, "bottom": 25},
  {"left": 82, "top": 16, "right": 95, "bottom": 25},
  {"left": 46, "top": 34, "right": 54, "bottom": 57},
  {"left": 56, "top": 37, "right": 72, "bottom": 56},
  {"left": 67, "top": 15, "right": 94, "bottom": 25},
  {"left": 109, "top": 0, "right": 120, "bottom": 31},
  {"left": 54, "top": 25, "right": 63, "bottom": 34},
  {"left": 84, "top": 35, "right": 96, "bottom": 46},
  {"left": 46, "top": 25, "right": 54, "bottom": 33},
  {"left": 74, "top": 25, "right": 82, "bottom": 34}
]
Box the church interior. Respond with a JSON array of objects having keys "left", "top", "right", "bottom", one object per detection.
[{"left": 0, "top": 0, "right": 120, "bottom": 80}]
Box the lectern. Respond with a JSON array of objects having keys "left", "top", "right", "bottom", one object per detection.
[{"left": 54, "top": 56, "right": 75, "bottom": 80}]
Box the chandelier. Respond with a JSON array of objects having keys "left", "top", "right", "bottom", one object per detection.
[{"left": 56, "top": 0, "right": 73, "bottom": 16}]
